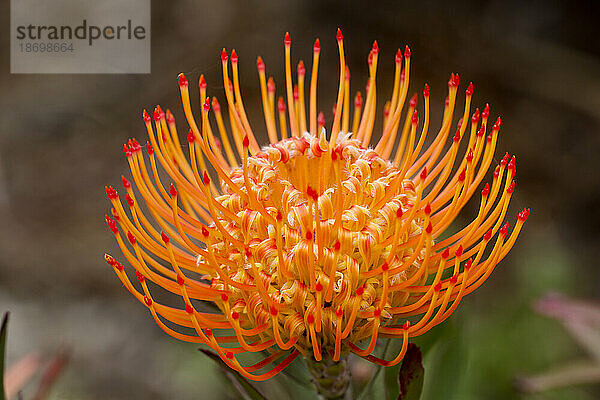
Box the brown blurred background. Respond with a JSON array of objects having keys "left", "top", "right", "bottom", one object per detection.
[{"left": 1, "top": 0, "right": 599, "bottom": 399}]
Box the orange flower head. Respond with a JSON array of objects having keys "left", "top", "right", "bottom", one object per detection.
[{"left": 104, "top": 30, "right": 529, "bottom": 380}]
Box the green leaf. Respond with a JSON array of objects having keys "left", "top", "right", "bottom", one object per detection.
[
  {"left": 199, "top": 349, "right": 268, "bottom": 400},
  {"left": 1, "top": 312, "right": 9, "bottom": 400},
  {"left": 397, "top": 343, "right": 424, "bottom": 400},
  {"left": 420, "top": 321, "right": 466, "bottom": 400}
]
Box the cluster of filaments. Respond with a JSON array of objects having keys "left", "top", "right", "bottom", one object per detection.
[{"left": 104, "top": 29, "right": 529, "bottom": 381}]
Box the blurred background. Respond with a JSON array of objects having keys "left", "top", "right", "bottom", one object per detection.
[{"left": 1, "top": 0, "right": 599, "bottom": 399}]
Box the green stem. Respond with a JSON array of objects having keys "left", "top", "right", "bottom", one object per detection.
[{"left": 305, "top": 353, "right": 352, "bottom": 400}]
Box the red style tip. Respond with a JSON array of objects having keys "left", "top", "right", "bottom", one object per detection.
[
  {"left": 185, "top": 304, "right": 194, "bottom": 314},
  {"left": 144, "top": 296, "right": 152, "bottom": 307},
  {"left": 373, "top": 308, "right": 382, "bottom": 317},
  {"left": 131, "top": 138, "right": 141, "bottom": 152},
  {"left": 501, "top": 152, "right": 509, "bottom": 166},
  {"left": 356, "top": 286, "right": 365, "bottom": 296},
  {"left": 441, "top": 248, "right": 450, "bottom": 259},
  {"left": 336, "top": 28, "right": 343, "bottom": 42},
  {"left": 298, "top": 60, "right": 305, "bottom": 76},
  {"left": 203, "top": 98, "right": 210, "bottom": 112},
  {"left": 395, "top": 48, "right": 402, "bottom": 64},
  {"left": 135, "top": 270, "right": 144, "bottom": 283},
  {"left": 230, "top": 49, "right": 238, "bottom": 64},
  {"left": 121, "top": 176, "right": 131, "bottom": 189},
  {"left": 372, "top": 41, "right": 379, "bottom": 55},
  {"left": 126, "top": 193, "right": 134, "bottom": 207},
  {"left": 508, "top": 156, "right": 516, "bottom": 171},
  {"left": 153, "top": 108, "right": 161, "bottom": 123},
  {"left": 500, "top": 222, "right": 509, "bottom": 237},
  {"left": 245, "top": 247, "right": 252, "bottom": 258},
  {"left": 212, "top": 97, "right": 221, "bottom": 112},
  {"left": 519, "top": 208, "right": 530, "bottom": 222},
  {"left": 313, "top": 38, "right": 321, "bottom": 53},
  {"left": 445, "top": 96, "right": 450, "bottom": 106},
  {"left": 305, "top": 230, "right": 313, "bottom": 241},
  {"left": 402, "top": 321, "right": 411, "bottom": 330},
  {"left": 221, "top": 48, "right": 228, "bottom": 62},
  {"left": 424, "top": 83, "right": 430, "bottom": 97},
  {"left": 424, "top": 203, "right": 431, "bottom": 216},
  {"left": 507, "top": 181, "right": 515, "bottom": 194},
  {"left": 201, "top": 226, "right": 209, "bottom": 238},
  {"left": 315, "top": 282, "right": 323, "bottom": 292},
  {"left": 225, "top": 351, "right": 234, "bottom": 359},
  {"left": 426, "top": 222, "right": 433, "bottom": 234},
  {"left": 105, "top": 216, "right": 118, "bottom": 234},
  {"left": 482, "top": 105, "right": 490, "bottom": 120},
  {"left": 400, "top": 69, "right": 405, "bottom": 81},
  {"left": 104, "top": 254, "right": 117, "bottom": 265},
  {"left": 484, "top": 229, "right": 493, "bottom": 241},
  {"left": 203, "top": 171, "right": 211, "bottom": 186},
  {"left": 276, "top": 210, "right": 283, "bottom": 222},
  {"left": 465, "top": 258, "right": 473, "bottom": 270},
  {"left": 231, "top": 311, "right": 239, "bottom": 320},
  {"left": 205, "top": 328, "right": 213, "bottom": 337},
  {"left": 284, "top": 32, "right": 291, "bottom": 46},
  {"left": 307, "top": 313, "right": 315, "bottom": 324},
  {"left": 278, "top": 97, "right": 286, "bottom": 112},
  {"left": 381, "top": 262, "right": 389, "bottom": 272},
  {"left": 466, "top": 82, "right": 473, "bottom": 96},
  {"left": 482, "top": 183, "right": 490, "bottom": 197},
  {"left": 368, "top": 52, "right": 373, "bottom": 66},
  {"left": 293, "top": 85, "right": 299, "bottom": 100},
  {"left": 472, "top": 108, "right": 480, "bottom": 125},
  {"left": 105, "top": 186, "right": 118, "bottom": 200},
  {"left": 127, "top": 232, "right": 136, "bottom": 245},
  {"left": 455, "top": 245, "right": 463, "bottom": 257},
  {"left": 450, "top": 274, "right": 459, "bottom": 284},
  {"left": 242, "top": 135, "right": 250, "bottom": 148},
  {"left": 256, "top": 56, "right": 265, "bottom": 72},
  {"left": 220, "top": 293, "right": 229, "bottom": 302},
  {"left": 454, "top": 73, "right": 460, "bottom": 87},
  {"left": 317, "top": 112, "right": 325, "bottom": 126},
  {"left": 477, "top": 126, "right": 485, "bottom": 137},
  {"left": 409, "top": 93, "right": 418, "bottom": 108},
  {"left": 146, "top": 142, "right": 154, "bottom": 155},
  {"left": 160, "top": 231, "right": 169, "bottom": 244},
  {"left": 410, "top": 110, "right": 419, "bottom": 125},
  {"left": 170, "top": 183, "right": 177, "bottom": 197},
  {"left": 467, "top": 149, "right": 474, "bottom": 163},
  {"left": 270, "top": 306, "right": 278, "bottom": 316},
  {"left": 333, "top": 240, "right": 341, "bottom": 252},
  {"left": 354, "top": 92, "right": 363, "bottom": 108},
  {"left": 454, "top": 128, "right": 461, "bottom": 143},
  {"left": 177, "top": 275, "right": 185, "bottom": 285},
  {"left": 396, "top": 207, "right": 404, "bottom": 218},
  {"left": 494, "top": 116, "right": 502, "bottom": 130},
  {"left": 178, "top": 73, "right": 188, "bottom": 87},
  {"left": 336, "top": 307, "right": 343, "bottom": 317},
  {"left": 199, "top": 75, "right": 206, "bottom": 90},
  {"left": 458, "top": 169, "right": 466, "bottom": 183},
  {"left": 188, "top": 129, "right": 195, "bottom": 143},
  {"left": 142, "top": 109, "right": 151, "bottom": 123},
  {"left": 420, "top": 167, "right": 427, "bottom": 180},
  {"left": 165, "top": 109, "right": 175, "bottom": 123},
  {"left": 434, "top": 282, "right": 442, "bottom": 292},
  {"left": 404, "top": 45, "right": 411, "bottom": 59}
]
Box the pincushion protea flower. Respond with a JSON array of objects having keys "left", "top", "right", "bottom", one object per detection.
[{"left": 104, "top": 29, "right": 529, "bottom": 397}]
